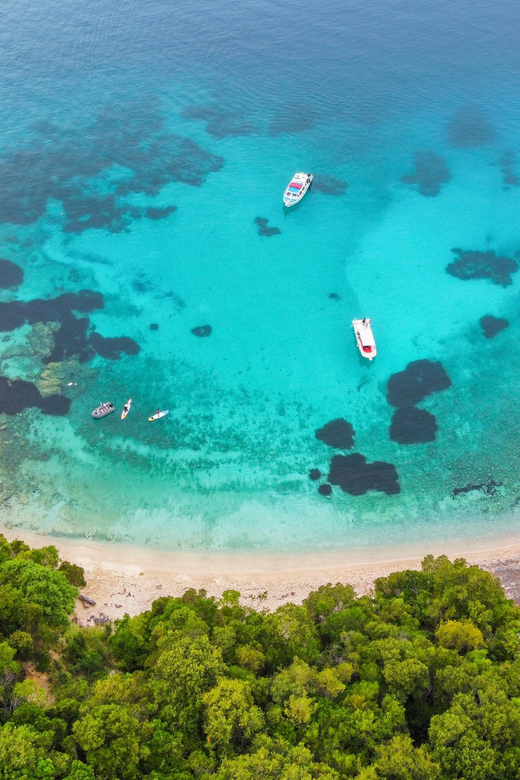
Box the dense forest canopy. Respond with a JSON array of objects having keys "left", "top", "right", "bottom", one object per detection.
[{"left": 0, "top": 533, "right": 520, "bottom": 779}]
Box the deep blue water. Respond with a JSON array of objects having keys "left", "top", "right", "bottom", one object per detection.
[{"left": 1, "top": 0, "right": 520, "bottom": 550}]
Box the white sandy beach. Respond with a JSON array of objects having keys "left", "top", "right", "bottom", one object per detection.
[{"left": 2, "top": 526, "right": 520, "bottom": 625}]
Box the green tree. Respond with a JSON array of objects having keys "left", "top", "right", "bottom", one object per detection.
[
  {"left": 203, "top": 678, "right": 264, "bottom": 753},
  {"left": 73, "top": 704, "right": 150, "bottom": 780}
]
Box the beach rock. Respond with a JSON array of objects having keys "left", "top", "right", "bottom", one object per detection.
[
  {"left": 316, "top": 418, "right": 355, "bottom": 449},
  {"left": 446, "top": 248, "right": 518, "bottom": 287},
  {"left": 480, "top": 315, "right": 509, "bottom": 339},
  {"left": 79, "top": 594, "right": 96, "bottom": 606},
  {"left": 191, "top": 325, "right": 212, "bottom": 337}
]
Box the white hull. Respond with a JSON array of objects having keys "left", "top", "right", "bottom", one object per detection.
[
  {"left": 283, "top": 172, "right": 313, "bottom": 207},
  {"left": 352, "top": 318, "right": 376, "bottom": 360}
]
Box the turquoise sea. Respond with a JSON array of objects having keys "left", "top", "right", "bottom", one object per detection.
[{"left": 1, "top": 0, "right": 520, "bottom": 551}]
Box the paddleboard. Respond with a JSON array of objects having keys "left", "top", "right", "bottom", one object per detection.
[
  {"left": 148, "top": 410, "right": 169, "bottom": 421},
  {"left": 121, "top": 398, "right": 132, "bottom": 420}
]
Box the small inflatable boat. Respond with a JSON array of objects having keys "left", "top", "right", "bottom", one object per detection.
[{"left": 92, "top": 401, "right": 115, "bottom": 418}]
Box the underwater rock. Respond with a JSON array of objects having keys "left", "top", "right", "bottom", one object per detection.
[
  {"left": 480, "top": 315, "right": 509, "bottom": 339},
  {"left": 328, "top": 293, "right": 341, "bottom": 300},
  {"left": 255, "top": 217, "right": 281, "bottom": 237},
  {"left": 309, "top": 468, "right": 321, "bottom": 480},
  {"left": 453, "top": 480, "right": 502, "bottom": 497},
  {"left": 37, "top": 362, "right": 65, "bottom": 397},
  {"left": 311, "top": 175, "right": 348, "bottom": 196},
  {"left": 318, "top": 483, "right": 332, "bottom": 496},
  {"left": 0, "top": 375, "right": 70, "bottom": 416},
  {"left": 89, "top": 332, "right": 140, "bottom": 359},
  {"left": 387, "top": 359, "right": 451, "bottom": 408},
  {"left": 191, "top": 325, "right": 212, "bottom": 337},
  {"left": 446, "top": 248, "right": 518, "bottom": 287},
  {"left": 149, "top": 323, "right": 159, "bottom": 330},
  {"left": 328, "top": 453, "right": 400, "bottom": 496},
  {"left": 401, "top": 151, "right": 451, "bottom": 197},
  {"left": 28, "top": 321, "right": 60, "bottom": 357},
  {"left": 315, "top": 418, "right": 355, "bottom": 449},
  {"left": 389, "top": 407, "right": 438, "bottom": 444},
  {"left": 0, "top": 259, "right": 23, "bottom": 289},
  {"left": 145, "top": 205, "right": 177, "bottom": 220},
  {"left": 447, "top": 108, "right": 495, "bottom": 148},
  {"left": 0, "top": 344, "right": 35, "bottom": 360}
]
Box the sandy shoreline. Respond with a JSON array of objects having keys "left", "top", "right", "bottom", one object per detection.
[{"left": 2, "top": 526, "right": 520, "bottom": 625}]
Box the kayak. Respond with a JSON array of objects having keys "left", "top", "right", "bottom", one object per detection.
[
  {"left": 121, "top": 398, "right": 132, "bottom": 420},
  {"left": 149, "top": 410, "right": 169, "bottom": 421}
]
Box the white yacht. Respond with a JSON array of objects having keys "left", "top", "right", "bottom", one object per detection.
[
  {"left": 352, "top": 318, "right": 377, "bottom": 360},
  {"left": 283, "top": 172, "right": 313, "bottom": 207}
]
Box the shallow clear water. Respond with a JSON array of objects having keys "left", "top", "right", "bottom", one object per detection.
[{"left": 1, "top": 0, "right": 520, "bottom": 550}]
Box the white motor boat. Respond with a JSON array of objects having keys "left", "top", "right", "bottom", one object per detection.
[
  {"left": 283, "top": 172, "right": 313, "bottom": 207},
  {"left": 352, "top": 318, "right": 377, "bottom": 360}
]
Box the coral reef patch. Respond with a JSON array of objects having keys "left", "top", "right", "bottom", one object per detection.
[
  {"left": 401, "top": 151, "right": 451, "bottom": 197},
  {"left": 328, "top": 453, "right": 400, "bottom": 496},
  {"left": 318, "top": 483, "right": 332, "bottom": 496},
  {"left": 500, "top": 150, "right": 519, "bottom": 188},
  {"left": 389, "top": 406, "right": 438, "bottom": 444},
  {"left": 255, "top": 217, "right": 281, "bottom": 237},
  {"left": 0, "top": 259, "right": 23, "bottom": 289},
  {"left": 145, "top": 205, "right": 177, "bottom": 221},
  {"left": 309, "top": 468, "right": 321, "bottom": 480},
  {"left": 0, "top": 290, "right": 139, "bottom": 365},
  {"left": 387, "top": 359, "right": 451, "bottom": 408},
  {"left": 88, "top": 333, "right": 140, "bottom": 360},
  {"left": 191, "top": 325, "right": 212, "bottom": 337},
  {"left": 447, "top": 107, "right": 495, "bottom": 148},
  {"left": 0, "top": 98, "right": 223, "bottom": 231},
  {"left": 0, "top": 375, "right": 70, "bottom": 416},
  {"left": 446, "top": 248, "right": 518, "bottom": 287},
  {"left": 315, "top": 418, "right": 355, "bottom": 449},
  {"left": 181, "top": 105, "right": 256, "bottom": 138},
  {"left": 480, "top": 315, "right": 509, "bottom": 339}
]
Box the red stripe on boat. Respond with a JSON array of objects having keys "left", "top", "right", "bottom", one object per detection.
[{"left": 289, "top": 182, "right": 302, "bottom": 189}]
